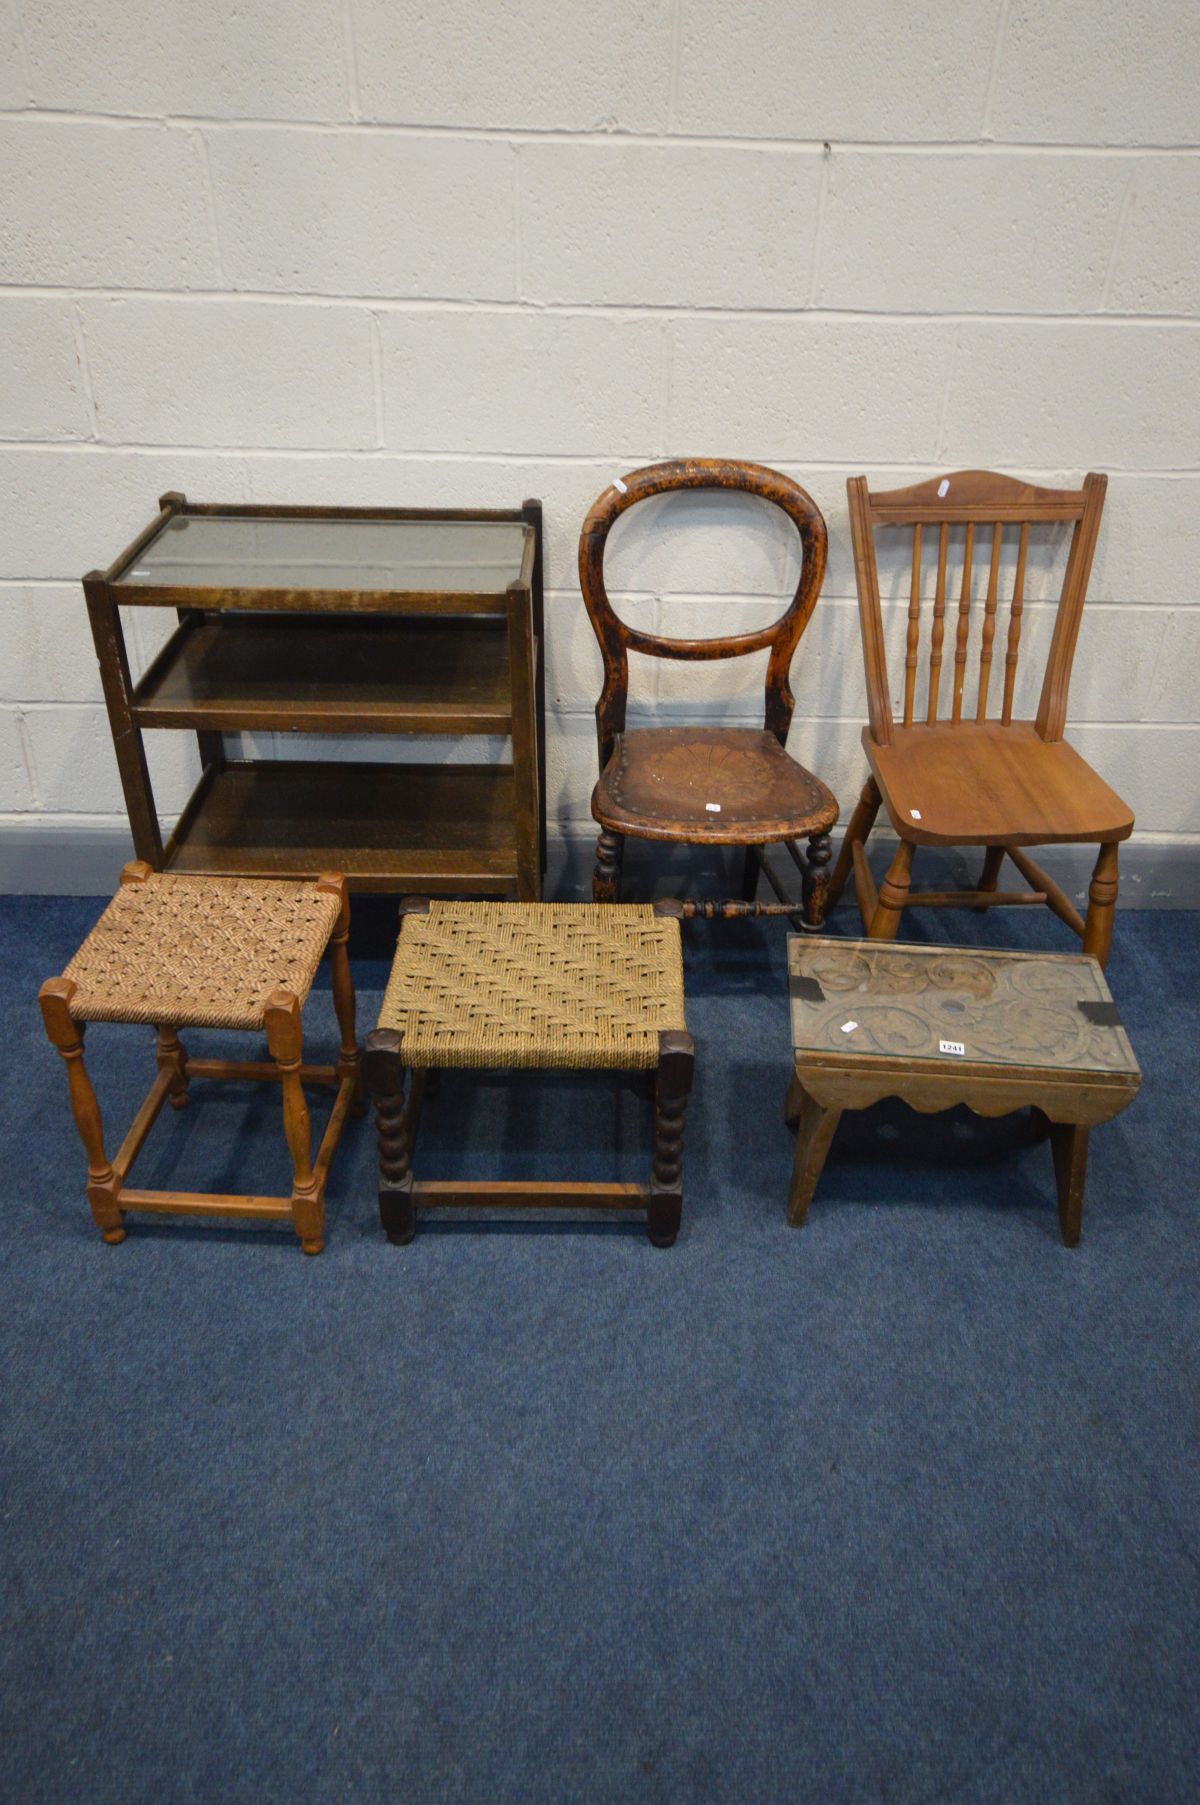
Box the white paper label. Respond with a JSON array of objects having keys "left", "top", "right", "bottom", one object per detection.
[
  {"left": 613, "top": 477, "right": 628, "bottom": 494},
  {"left": 841, "top": 1020, "right": 858, "bottom": 1034},
  {"left": 939, "top": 1039, "right": 965, "bottom": 1057},
  {"left": 937, "top": 478, "right": 950, "bottom": 498},
  {"left": 910, "top": 808, "right": 922, "bottom": 820},
  {"left": 705, "top": 801, "right": 721, "bottom": 813}
]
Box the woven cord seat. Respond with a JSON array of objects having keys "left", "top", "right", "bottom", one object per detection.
[
  {"left": 377, "top": 902, "right": 685, "bottom": 1070},
  {"left": 39, "top": 863, "right": 361, "bottom": 1255},
  {"left": 364, "top": 899, "right": 696, "bottom": 1247},
  {"left": 62, "top": 871, "right": 341, "bottom": 1030}
]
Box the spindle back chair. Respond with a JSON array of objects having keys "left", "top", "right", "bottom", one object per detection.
[
  {"left": 828, "top": 469, "right": 1133, "bottom": 967},
  {"left": 579, "top": 459, "right": 839, "bottom": 923}
]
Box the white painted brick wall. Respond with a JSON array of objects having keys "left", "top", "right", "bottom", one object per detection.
[
  {"left": 207, "top": 131, "right": 519, "bottom": 299},
  {"left": 521, "top": 144, "right": 823, "bottom": 308},
  {"left": 0, "top": 297, "right": 91, "bottom": 439},
  {"left": 351, "top": 0, "right": 674, "bottom": 133},
  {"left": 0, "top": 121, "right": 218, "bottom": 288},
  {"left": 817, "top": 155, "right": 1127, "bottom": 314},
  {"left": 19, "top": 0, "right": 350, "bottom": 120},
  {"left": 674, "top": 2, "right": 1005, "bottom": 142},
  {"left": 378, "top": 312, "right": 665, "bottom": 456},
  {"left": 0, "top": 0, "right": 1195, "bottom": 874},
  {"left": 80, "top": 298, "right": 378, "bottom": 448}
]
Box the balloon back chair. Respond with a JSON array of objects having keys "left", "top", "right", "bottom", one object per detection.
[
  {"left": 827, "top": 468, "right": 1132, "bottom": 967},
  {"left": 578, "top": 458, "right": 839, "bottom": 924}
]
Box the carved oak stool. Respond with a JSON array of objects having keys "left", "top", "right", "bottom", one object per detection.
[
  {"left": 39, "top": 862, "right": 361, "bottom": 1254},
  {"left": 363, "top": 900, "right": 695, "bottom": 1246},
  {"left": 783, "top": 936, "right": 1140, "bottom": 1245}
]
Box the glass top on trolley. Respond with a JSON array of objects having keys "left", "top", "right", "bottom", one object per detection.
[{"left": 115, "top": 513, "right": 531, "bottom": 596}]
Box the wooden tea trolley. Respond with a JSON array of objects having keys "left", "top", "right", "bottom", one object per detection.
[
  {"left": 84, "top": 493, "right": 545, "bottom": 897},
  {"left": 784, "top": 937, "right": 1140, "bottom": 1244}
]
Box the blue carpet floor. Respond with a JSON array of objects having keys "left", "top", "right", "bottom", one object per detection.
[{"left": 0, "top": 896, "right": 1197, "bottom": 1804}]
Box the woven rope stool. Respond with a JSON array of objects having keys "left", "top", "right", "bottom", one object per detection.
[
  {"left": 362, "top": 899, "right": 695, "bottom": 1246},
  {"left": 38, "top": 862, "right": 362, "bottom": 1255}
]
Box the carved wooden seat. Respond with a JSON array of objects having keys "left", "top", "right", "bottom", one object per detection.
[
  {"left": 39, "top": 862, "right": 361, "bottom": 1254},
  {"left": 362, "top": 899, "right": 695, "bottom": 1246},
  {"left": 579, "top": 459, "right": 838, "bottom": 925},
  {"left": 828, "top": 470, "right": 1133, "bottom": 967},
  {"left": 593, "top": 725, "right": 836, "bottom": 844}
]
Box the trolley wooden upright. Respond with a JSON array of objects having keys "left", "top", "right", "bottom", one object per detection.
[{"left": 83, "top": 493, "right": 546, "bottom": 898}]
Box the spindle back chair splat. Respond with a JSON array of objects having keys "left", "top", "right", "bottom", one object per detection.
[
  {"left": 579, "top": 458, "right": 839, "bottom": 925},
  {"left": 829, "top": 469, "right": 1133, "bottom": 968}
]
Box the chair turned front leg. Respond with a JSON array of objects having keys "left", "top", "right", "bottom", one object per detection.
[
  {"left": 1050, "top": 1122, "right": 1089, "bottom": 1247},
  {"left": 317, "top": 873, "right": 363, "bottom": 1115},
  {"left": 1082, "top": 843, "right": 1119, "bottom": 970},
  {"left": 869, "top": 839, "right": 914, "bottom": 940},
  {"left": 38, "top": 978, "right": 124, "bottom": 1243},
  {"left": 802, "top": 831, "right": 833, "bottom": 929},
  {"left": 156, "top": 1026, "right": 190, "bottom": 1110},
  {"left": 362, "top": 1029, "right": 416, "bottom": 1245},
  {"left": 264, "top": 988, "right": 323, "bottom": 1256},
  {"left": 648, "top": 1029, "right": 695, "bottom": 1248},
  {"left": 593, "top": 829, "right": 624, "bottom": 903},
  {"left": 740, "top": 845, "right": 761, "bottom": 902},
  {"left": 827, "top": 777, "right": 881, "bottom": 911}
]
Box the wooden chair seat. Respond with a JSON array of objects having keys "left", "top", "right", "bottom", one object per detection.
[
  {"left": 866, "top": 720, "right": 1134, "bottom": 848},
  {"left": 594, "top": 726, "right": 838, "bottom": 846}
]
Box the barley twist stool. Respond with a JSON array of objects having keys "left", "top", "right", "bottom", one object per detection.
[
  {"left": 39, "top": 862, "right": 362, "bottom": 1254},
  {"left": 362, "top": 899, "right": 695, "bottom": 1246}
]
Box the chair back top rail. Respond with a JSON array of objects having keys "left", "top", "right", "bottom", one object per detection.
[
  {"left": 579, "top": 458, "right": 828, "bottom": 766},
  {"left": 848, "top": 469, "right": 1107, "bottom": 748}
]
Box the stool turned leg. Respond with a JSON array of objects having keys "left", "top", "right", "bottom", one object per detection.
[
  {"left": 264, "top": 988, "right": 323, "bottom": 1256},
  {"left": 362, "top": 1029, "right": 415, "bottom": 1245},
  {"left": 802, "top": 830, "right": 833, "bottom": 929},
  {"left": 648, "top": 1029, "right": 695, "bottom": 1248},
  {"left": 1082, "top": 843, "right": 1120, "bottom": 971},
  {"left": 38, "top": 978, "right": 124, "bottom": 1243},
  {"left": 869, "top": 839, "right": 914, "bottom": 941},
  {"left": 787, "top": 1087, "right": 842, "bottom": 1227},
  {"left": 827, "top": 777, "right": 881, "bottom": 911},
  {"left": 156, "top": 1026, "right": 189, "bottom": 1110},
  {"left": 741, "top": 845, "right": 761, "bottom": 902},
  {"left": 317, "top": 873, "right": 363, "bottom": 1116},
  {"left": 593, "top": 829, "right": 624, "bottom": 904},
  {"left": 1050, "top": 1122, "right": 1089, "bottom": 1247}
]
